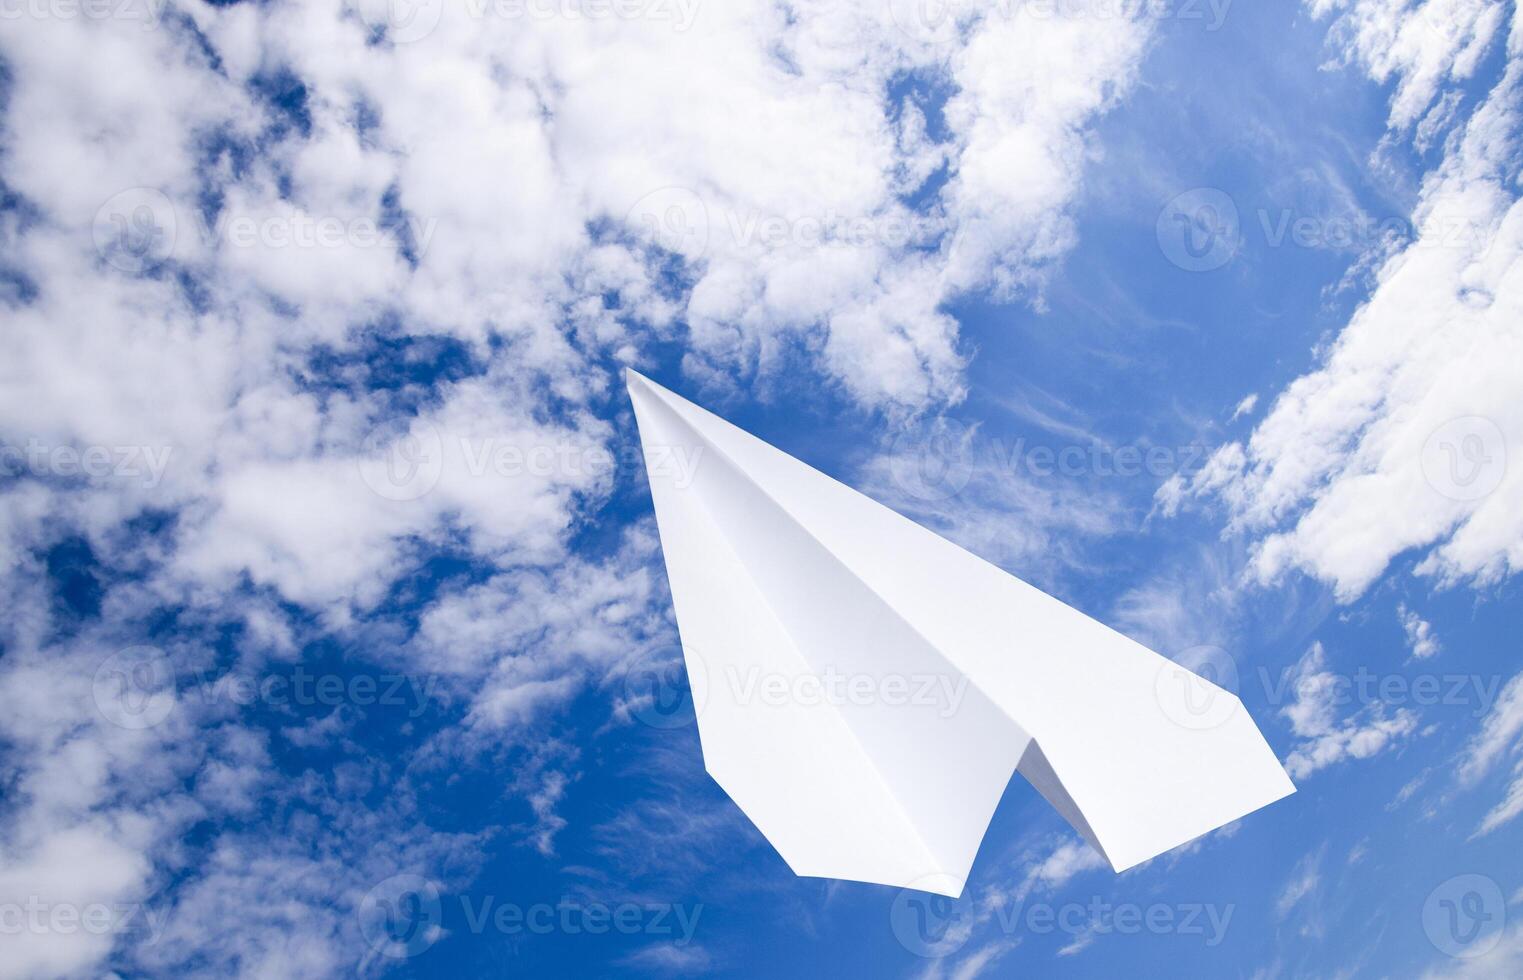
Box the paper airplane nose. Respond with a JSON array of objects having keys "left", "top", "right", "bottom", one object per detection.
[{"left": 626, "top": 369, "right": 1293, "bottom": 898}]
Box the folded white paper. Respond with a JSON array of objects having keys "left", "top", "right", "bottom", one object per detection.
[{"left": 627, "top": 369, "right": 1294, "bottom": 897}]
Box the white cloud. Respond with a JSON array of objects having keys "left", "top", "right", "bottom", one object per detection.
[
  {"left": 620, "top": 941, "right": 713, "bottom": 974},
  {"left": 1056, "top": 923, "right": 1101, "bottom": 956},
  {"left": 1166, "top": 9, "right": 1523, "bottom": 601},
  {"left": 1388, "top": 768, "right": 1432, "bottom": 810},
  {"left": 1420, "top": 921, "right": 1523, "bottom": 978},
  {"left": 939, "top": 5, "right": 1151, "bottom": 302},
  {"left": 1110, "top": 543, "right": 1248, "bottom": 660},
  {"left": 0, "top": 0, "right": 1161, "bottom": 623},
  {"left": 910, "top": 833, "right": 1101, "bottom": 978},
  {"left": 951, "top": 940, "right": 1019, "bottom": 978},
  {"left": 525, "top": 769, "right": 570, "bottom": 857},
  {"left": 0, "top": 3, "right": 1163, "bottom": 976},
  {"left": 1456, "top": 670, "right": 1523, "bottom": 836},
  {"left": 0, "top": 825, "right": 154, "bottom": 980},
  {"left": 414, "top": 524, "right": 668, "bottom": 739},
  {"left": 134, "top": 814, "right": 480, "bottom": 979},
  {"left": 0, "top": 601, "right": 484, "bottom": 980},
  {"left": 1275, "top": 850, "right": 1322, "bottom": 919},
  {"left": 1399, "top": 602, "right": 1443, "bottom": 658},
  {"left": 1280, "top": 642, "right": 1419, "bottom": 779},
  {"left": 1472, "top": 758, "right": 1523, "bottom": 837},
  {"left": 858, "top": 419, "right": 1127, "bottom": 588},
  {"left": 1457, "top": 671, "right": 1523, "bottom": 783},
  {"left": 1008, "top": 837, "right": 1109, "bottom": 903},
  {"left": 1308, "top": 0, "right": 1506, "bottom": 130}
]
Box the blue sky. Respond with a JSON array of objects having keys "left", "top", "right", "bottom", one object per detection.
[{"left": 2, "top": 1, "right": 1522, "bottom": 978}]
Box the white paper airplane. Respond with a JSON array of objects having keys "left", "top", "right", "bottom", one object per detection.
[{"left": 627, "top": 369, "right": 1294, "bottom": 898}]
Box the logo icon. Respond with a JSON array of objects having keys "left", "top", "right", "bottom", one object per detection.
[
  {"left": 889, "top": 875, "right": 973, "bottom": 957},
  {"left": 1423, "top": 873, "right": 1504, "bottom": 959},
  {"left": 626, "top": 187, "right": 710, "bottom": 259},
  {"left": 621, "top": 644, "right": 706, "bottom": 729},
  {"left": 358, "top": 874, "right": 443, "bottom": 959},
  {"left": 1422, "top": 416, "right": 1506, "bottom": 502},
  {"left": 384, "top": 0, "right": 443, "bottom": 43},
  {"left": 93, "top": 645, "right": 176, "bottom": 730},
  {"left": 1157, "top": 188, "right": 1240, "bottom": 272},
  {"left": 357, "top": 419, "right": 444, "bottom": 502},
  {"left": 1155, "top": 644, "right": 1240, "bottom": 731},
  {"left": 94, "top": 188, "right": 177, "bottom": 274},
  {"left": 887, "top": 0, "right": 959, "bottom": 46},
  {"left": 888, "top": 419, "right": 974, "bottom": 502}
]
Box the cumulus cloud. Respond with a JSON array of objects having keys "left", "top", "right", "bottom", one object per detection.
[
  {"left": 0, "top": 576, "right": 489, "bottom": 978},
  {"left": 414, "top": 523, "right": 669, "bottom": 733},
  {"left": 0, "top": 0, "right": 1159, "bottom": 548},
  {"left": 0, "top": 3, "right": 1160, "bottom": 623},
  {"left": 0, "top": 2, "right": 1164, "bottom": 975}
]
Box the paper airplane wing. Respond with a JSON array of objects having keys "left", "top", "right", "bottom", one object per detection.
[{"left": 627, "top": 370, "right": 1293, "bottom": 897}]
